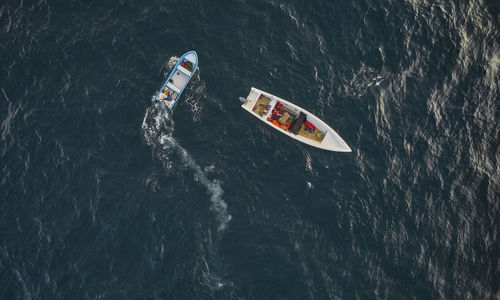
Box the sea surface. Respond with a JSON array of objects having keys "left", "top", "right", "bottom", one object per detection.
[{"left": 1, "top": 0, "right": 499, "bottom": 299}]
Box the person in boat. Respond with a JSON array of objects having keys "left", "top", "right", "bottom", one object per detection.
[
  {"left": 159, "top": 88, "right": 170, "bottom": 100},
  {"left": 158, "top": 87, "right": 174, "bottom": 108},
  {"left": 271, "top": 102, "right": 284, "bottom": 120},
  {"left": 304, "top": 120, "right": 315, "bottom": 133},
  {"left": 160, "top": 95, "right": 173, "bottom": 108}
]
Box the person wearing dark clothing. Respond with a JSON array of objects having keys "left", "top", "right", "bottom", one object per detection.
[{"left": 289, "top": 112, "right": 307, "bottom": 134}]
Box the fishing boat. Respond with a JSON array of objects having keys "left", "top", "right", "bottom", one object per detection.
[
  {"left": 239, "top": 87, "right": 351, "bottom": 152},
  {"left": 155, "top": 51, "right": 198, "bottom": 110}
]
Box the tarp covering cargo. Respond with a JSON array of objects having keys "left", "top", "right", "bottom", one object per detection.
[{"left": 289, "top": 112, "right": 306, "bottom": 134}]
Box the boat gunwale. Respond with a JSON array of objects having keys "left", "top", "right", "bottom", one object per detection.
[
  {"left": 242, "top": 87, "right": 351, "bottom": 152},
  {"left": 155, "top": 51, "right": 198, "bottom": 110}
]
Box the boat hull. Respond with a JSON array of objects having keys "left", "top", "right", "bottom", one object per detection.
[
  {"left": 155, "top": 51, "right": 198, "bottom": 110},
  {"left": 241, "top": 87, "right": 351, "bottom": 152}
]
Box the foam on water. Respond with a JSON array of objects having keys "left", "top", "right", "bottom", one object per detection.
[
  {"left": 183, "top": 70, "right": 206, "bottom": 122},
  {"left": 142, "top": 103, "right": 231, "bottom": 232},
  {"left": 142, "top": 97, "right": 232, "bottom": 291},
  {"left": 161, "top": 56, "right": 206, "bottom": 121},
  {"left": 141, "top": 79, "right": 232, "bottom": 290},
  {"left": 2, "top": 0, "right": 498, "bottom": 298},
  {"left": 142, "top": 57, "right": 231, "bottom": 232},
  {"left": 342, "top": 65, "right": 386, "bottom": 97}
]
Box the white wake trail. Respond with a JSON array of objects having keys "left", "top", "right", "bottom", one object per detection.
[{"left": 142, "top": 101, "right": 231, "bottom": 232}]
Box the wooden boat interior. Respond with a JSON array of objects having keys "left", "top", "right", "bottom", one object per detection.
[{"left": 266, "top": 98, "right": 326, "bottom": 142}]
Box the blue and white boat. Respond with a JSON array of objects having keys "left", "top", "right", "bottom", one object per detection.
[{"left": 155, "top": 51, "right": 198, "bottom": 110}]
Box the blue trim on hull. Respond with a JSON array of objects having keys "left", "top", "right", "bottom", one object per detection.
[{"left": 155, "top": 50, "right": 198, "bottom": 110}]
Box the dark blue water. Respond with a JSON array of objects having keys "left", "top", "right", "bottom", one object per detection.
[{"left": 1, "top": 0, "right": 499, "bottom": 299}]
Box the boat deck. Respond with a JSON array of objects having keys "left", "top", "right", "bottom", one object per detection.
[
  {"left": 241, "top": 87, "right": 351, "bottom": 152},
  {"left": 159, "top": 58, "right": 197, "bottom": 107},
  {"left": 264, "top": 100, "right": 326, "bottom": 142},
  {"left": 170, "top": 69, "right": 189, "bottom": 91},
  {"left": 298, "top": 124, "right": 326, "bottom": 142},
  {"left": 155, "top": 51, "right": 198, "bottom": 110},
  {"left": 252, "top": 95, "right": 272, "bottom": 116},
  {"left": 168, "top": 58, "right": 196, "bottom": 94}
]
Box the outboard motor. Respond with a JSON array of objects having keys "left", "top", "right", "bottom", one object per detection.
[{"left": 238, "top": 97, "right": 247, "bottom": 104}]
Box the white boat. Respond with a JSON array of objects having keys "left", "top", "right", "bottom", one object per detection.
[
  {"left": 240, "top": 87, "right": 351, "bottom": 152},
  {"left": 155, "top": 51, "right": 198, "bottom": 110}
]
